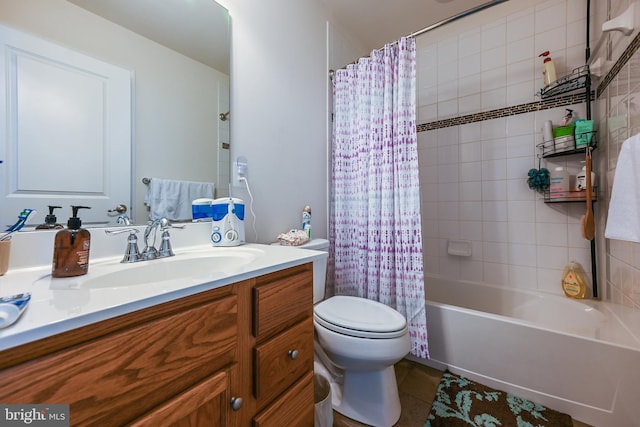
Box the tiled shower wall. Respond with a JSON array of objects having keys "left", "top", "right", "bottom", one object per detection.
[
  {"left": 416, "top": 0, "right": 597, "bottom": 296},
  {"left": 595, "top": 0, "right": 640, "bottom": 309},
  {"left": 417, "top": 0, "right": 640, "bottom": 310}
]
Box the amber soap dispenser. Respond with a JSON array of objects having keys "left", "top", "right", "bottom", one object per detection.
[
  {"left": 52, "top": 205, "right": 91, "bottom": 278},
  {"left": 35, "top": 205, "right": 64, "bottom": 230}
]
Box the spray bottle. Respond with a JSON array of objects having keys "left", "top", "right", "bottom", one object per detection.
[
  {"left": 302, "top": 206, "right": 312, "bottom": 239},
  {"left": 538, "top": 51, "right": 557, "bottom": 86}
]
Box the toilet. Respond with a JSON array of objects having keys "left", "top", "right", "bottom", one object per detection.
[{"left": 296, "top": 238, "right": 411, "bottom": 427}]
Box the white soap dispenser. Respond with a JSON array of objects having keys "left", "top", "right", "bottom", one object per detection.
[
  {"left": 576, "top": 165, "right": 596, "bottom": 191},
  {"left": 539, "top": 51, "right": 557, "bottom": 86}
]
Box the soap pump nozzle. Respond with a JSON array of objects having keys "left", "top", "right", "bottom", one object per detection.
[
  {"left": 68, "top": 205, "right": 91, "bottom": 230},
  {"left": 561, "top": 109, "right": 574, "bottom": 126},
  {"left": 46, "top": 205, "right": 61, "bottom": 223}
]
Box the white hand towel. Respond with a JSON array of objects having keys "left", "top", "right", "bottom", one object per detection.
[
  {"left": 605, "top": 133, "right": 640, "bottom": 242},
  {"left": 144, "top": 178, "right": 215, "bottom": 221}
]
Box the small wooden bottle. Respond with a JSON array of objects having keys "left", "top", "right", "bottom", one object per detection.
[
  {"left": 35, "top": 205, "right": 64, "bottom": 230},
  {"left": 52, "top": 206, "right": 91, "bottom": 278}
]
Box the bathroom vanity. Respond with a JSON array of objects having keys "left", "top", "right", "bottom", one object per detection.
[{"left": 0, "top": 230, "right": 323, "bottom": 427}]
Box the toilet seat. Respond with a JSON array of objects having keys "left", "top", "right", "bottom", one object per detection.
[{"left": 314, "top": 296, "right": 407, "bottom": 339}]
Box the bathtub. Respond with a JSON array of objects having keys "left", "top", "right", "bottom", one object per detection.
[{"left": 418, "top": 275, "right": 640, "bottom": 427}]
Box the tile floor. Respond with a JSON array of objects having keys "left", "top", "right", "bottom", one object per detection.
[{"left": 332, "top": 358, "right": 593, "bottom": 427}]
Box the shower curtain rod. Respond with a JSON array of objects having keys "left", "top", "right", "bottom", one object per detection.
[
  {"left": 329, "top": 0, "right": 509, "bottom": 77},
  {"left": 397, "top": 0, "right": 508, "bottom": 43}
]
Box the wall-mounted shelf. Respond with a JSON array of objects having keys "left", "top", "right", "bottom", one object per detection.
[
  {"left": 537, "top": 65, "right": 590, "bottom": 99},
  {"left": 536, "top": 16, "right": 598, "bottom": 298},
  {"left": 544, "top": 187, "right": 597, "bottom": 203},
  {"left": 537, "top": 131, "right": 597, "bottom": 158}
]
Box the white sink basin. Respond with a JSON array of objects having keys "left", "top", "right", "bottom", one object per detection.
[{"left": 45, "top": 247, "right": 263, "bottom": 290}]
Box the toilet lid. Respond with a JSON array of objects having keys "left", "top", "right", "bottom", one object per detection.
[{"left": 314, "top": 296, "right": 407, "bottom": 339}]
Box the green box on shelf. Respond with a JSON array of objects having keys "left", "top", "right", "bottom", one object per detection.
[
  {"left": 574, "top": 119, "right": 594, "bottom": 148},
  {"left": 552, "top": 124, "right": 575, "bottom": 138}
]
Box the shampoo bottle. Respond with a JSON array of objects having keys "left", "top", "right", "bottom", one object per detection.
[
  {"left": 561, "top": 261, "right": 588, "bottom": 299},
  {"left": 52, "top": 205, "right": 91, "bottom": 278},
  {"left": 575, "top": 165, "right": 596, "bottom": 191},
  {"left": 538, "top": 51, "right": 557, "bottom": 86},
  {"left": 35, "top": 205, "right": 64, "bottom": 230}
]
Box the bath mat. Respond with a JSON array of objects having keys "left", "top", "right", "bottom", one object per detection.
[{"left": 425, "top": 371, "right": 573, "bottom": 427}]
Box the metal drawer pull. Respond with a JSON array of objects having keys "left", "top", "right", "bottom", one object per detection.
[
  {"left": 230, "top": 396, "right": 243, "bottom": 411},
  {"left": 288, "top": 349, "right": 299, "bottom": 360}
]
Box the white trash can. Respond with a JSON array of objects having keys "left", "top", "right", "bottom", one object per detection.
[{"left": 314, "top": 373, "right": 333, "bottom": 427}]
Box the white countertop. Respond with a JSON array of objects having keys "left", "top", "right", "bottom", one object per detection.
[{"left": 0, "top": 236, "right": 326, "bottom": 352}]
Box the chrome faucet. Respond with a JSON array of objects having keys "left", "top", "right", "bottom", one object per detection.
[
  {"left": 143, "top": 218, "right": 185, "bottom": 260},
  {"left": 109, "top": 204, "right": 131, "bottom": 225},
  {"left": 106, "top": 218, "right": 184, "bottom": 263},
  {"left": 142, "top": 219, "right": 161, "bottom": 260},
  {"left": 116, "top": 214, "right": 131, "bottom": 225}
]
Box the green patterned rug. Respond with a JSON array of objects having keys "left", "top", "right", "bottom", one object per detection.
[{"left": 425, "top": 371, "right": 573, "bottom": 427}]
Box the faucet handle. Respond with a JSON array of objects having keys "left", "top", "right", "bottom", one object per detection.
[
  {"left": 105, "top": 228, "right": 141, "bottom": 263},
  {"left": 157, "top": 219, "right": 184, "bottom": 258},
  {"left": 159, "top": 217, "right": 185, "bottom": 230},
  {"left": 158, "top": 230, "right": 174, "bottom": 258}
]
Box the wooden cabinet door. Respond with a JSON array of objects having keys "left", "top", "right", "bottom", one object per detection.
[
  {"left": 0, "top": 293, "right": 237, "bottom": 426},
  {"left": 129, "top": 368, "right": 230, "bottom": 427},
  {"left": 253, "top": 371, "right": 314, "bottom": 427}
]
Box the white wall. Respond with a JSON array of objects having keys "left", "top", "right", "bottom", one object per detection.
[{"left": 217, "top": 0, "right": 339, "bottom": 243}]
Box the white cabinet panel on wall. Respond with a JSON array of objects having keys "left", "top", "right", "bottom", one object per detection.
[{"left": 0, "top": 24, "right": 131, "bottom": 227}]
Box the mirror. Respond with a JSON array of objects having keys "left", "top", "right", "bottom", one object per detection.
[{"left": 0, "top": 0, "right": 231, "bottom": 227}]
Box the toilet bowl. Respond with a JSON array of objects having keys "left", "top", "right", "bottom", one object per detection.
[{"left": 287, "top": 238, "right": 411, "bottom": 427}]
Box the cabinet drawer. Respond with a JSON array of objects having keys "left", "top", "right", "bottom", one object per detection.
[
  {"left": 0, "top": 294, "right": 237, "bottom": 426},
  {"left": 253, "top": 264, "right": 312, "bottom": 339},
  {"left": 254, "top": 318, "right": 313, "bottom": 404},
  {"left": 253, "top": 371, "right": 314, "bottom": 427}
]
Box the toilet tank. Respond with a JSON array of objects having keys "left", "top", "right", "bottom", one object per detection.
[{"left": 298, "top": 238, "right": 329, "bottom": 304}]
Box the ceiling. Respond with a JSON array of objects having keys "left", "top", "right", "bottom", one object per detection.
[
  {"left": 321, "top": 0, "right": 504, "bottom": 52},
  {"left": 67, "top": 0, "right": 230, "bottom": 74},
  {"left": 66, "top": 0, "right": 502, "bottom": 74}
]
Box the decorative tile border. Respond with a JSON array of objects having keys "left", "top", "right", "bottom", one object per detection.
[
  {"left": 596, "top": 31, "right": 640, "bottom": 98},
  {"left": 415, "top": 30, "right": 640, "bottom": 132},
  {"left": 417, "top": 92, "right": 590, "bottom": 132}
]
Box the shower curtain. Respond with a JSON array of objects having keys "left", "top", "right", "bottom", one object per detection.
[{"left": 328, "top": 37, "right": 428, "bottom": 359}]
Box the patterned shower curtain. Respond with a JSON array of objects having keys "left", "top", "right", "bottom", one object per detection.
[{"left": 328, "top": 37, "right": 428, "bottom": 359}]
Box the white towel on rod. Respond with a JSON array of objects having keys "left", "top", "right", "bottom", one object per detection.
[
  {"left": 144, "top": 178, "right": 215, "bottom": 221},
  {"left": 605, "top": 133, "right": 640, "bottom": 242}
]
